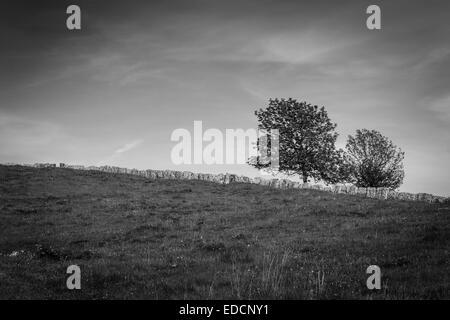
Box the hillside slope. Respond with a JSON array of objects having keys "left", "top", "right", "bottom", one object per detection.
[{"left": 0, "top": 165, "right": 449, "bottom": 299}]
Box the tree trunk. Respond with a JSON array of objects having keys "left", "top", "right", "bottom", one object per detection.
[{"left": 302, "top": 173, "right": 308, "bottom": 183}]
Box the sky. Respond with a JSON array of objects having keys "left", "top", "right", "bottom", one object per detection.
[{"left": 1, "top": 0, "right": 449, "bottom": 196}]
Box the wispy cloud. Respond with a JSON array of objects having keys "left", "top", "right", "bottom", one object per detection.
[
  {"left": 114, "top": 139, "right": 143, "bottom": 154},
  {"left": 97, "top": 139, "right": 144, "bottom": 166},
  {"left": 0, "top": 114, "right": 62, "bottom": 149}
]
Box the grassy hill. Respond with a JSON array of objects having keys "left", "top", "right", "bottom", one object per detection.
[{"left": 0, "top": 164, "right": 449, "bottom": 299}]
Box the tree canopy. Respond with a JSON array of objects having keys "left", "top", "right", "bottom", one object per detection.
[
  {"left": 344, "top": 129, "right": 405, "bottom": 189},
  {"left": 248, "top": 98, "right": 344, "bottom": 183}
]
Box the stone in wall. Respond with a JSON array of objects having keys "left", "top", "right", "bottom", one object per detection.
[
  {"left": 146, "top": 170, "right": 157, "bottom": 179},
  {"left": 155, "top": 170, "right": 166, "bottom": 179},
  {"left": 376, "top": 188, "right": 389, "bottom": 200},
  {"left": 414, "top": 193, "right": 448, "bottom": 203},
  {"left": 173, "top": 171, "right": 183, "bottom": 179},
  {"left": 223, "top": 174, "right": 236, "bottom": 184},
  {"left": 172, "top": 171, "right": 183, "bottom": 180},
  {"left": 258, "top": 178, "right": 271, "bottom": 186},
  {"left": 181, "top": 171, "right": 195, "bottom": 180},
  {"left": 285, "top": 180, "right": 296, "bottom": 189},
  {"left": 416, "top": 193, "right": 429, "bottom": 202},
  {"left": 137, "top": 170, "right": 146, "bottom": 177},
  {"left": 241, "top": 176, "right": 251, "bottom": 184},
  {"left": 33, "top": 163, "right": 56, "bottom": 168},
  {"left": 347, "top": 185, "right": 357, "bottom": 195},
  {"left": 66, "top": 165, "right": 85, "bottom": 170},
  {"left": 344, "top": 185, "right": 354, "bottom": 194},
  {"left": 366, "top": 187, "right": 376, "bottom": 198},
  {"left": 428, "top": 195, "right": 446, "bottom": 203},
  {"left": 163, "top": 170, "right": 175, "bottom": 179},
  {"left": 208, "top": 174, "right": 218, "bottom": 182},
  {"left": 212, "top": 174, "right": 225, "bottom": 184},
  {"left": 356, "top": 187, "right": 367, "bottom": 196},
  {"left": 332, "top": 184, "right": 342, "bottom": 193},
  {"left": 291, "top": 182, "right": 301, "bottom": 189},
  {"left": 191, "top": 172, "right": 200, "bottom": 180},
  {"left": 276, "top": 179, "right": 285, "bottom": 188},
  {"left": 174, "top": 171, "right": 182, "bottom": 179},
  {"left": 203, "top": 173, "right": 211, "bottom": 181},
  {"left": 268, "top": 179, "right": 278, "bottom": 188},
  {"left": 387, "top": 190, "right": 398, "bottom": 199},
  {"left": 280, "top": 180, "right": 289, "bottom": 188},
  {"left": 250, "top": 177, "right": 261, "bottom": 185},
  {"left": 233, "top": 175, "right": 243, "bottom": 183},
  {"left": 159, "top": 170, "right": 168, "bottom": 178},
  {"left": 440, "top": 196, "right": 450, "bottom": 204},
  {"left": 396, "top": 192, "right": 415, "bottom": 201},
  {"left": 281, "top": 179, "right": 289, "bottom": 188},
  {"left": 406, "top": 192, "right": 417, "bottom": 201}
]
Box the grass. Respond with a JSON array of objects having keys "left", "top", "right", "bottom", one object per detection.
[{"left": 0, "top": 164, "right": 449, "bottom": 299}]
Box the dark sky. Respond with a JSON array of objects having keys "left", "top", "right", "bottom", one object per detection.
[{"left": 1, "top": 0, "right": 449, "bottom": 195}]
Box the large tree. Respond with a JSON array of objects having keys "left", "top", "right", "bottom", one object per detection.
[
  {"left": 248, "top": 98, "right": 345, "bottom": 183},
  {"left": 344, "top": 129, "right": 405, "bottom": 189}
]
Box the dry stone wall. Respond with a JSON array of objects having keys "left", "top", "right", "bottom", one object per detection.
[{"left": 13, "top": 163, "right": 449, "bottom": 204}]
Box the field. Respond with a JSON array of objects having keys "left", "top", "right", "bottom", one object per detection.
[{"left": 0, "top": 165, "right": 449, "bottom": 299}]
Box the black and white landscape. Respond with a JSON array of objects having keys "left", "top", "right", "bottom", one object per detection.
[{"left": 0, "top": 0, "right": 449, "bottom": 300}]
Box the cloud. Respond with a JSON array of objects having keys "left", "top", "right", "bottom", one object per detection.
[
  {"left": 114, "top": 139, "right": 144, "bottom": 154},
  {"left": 0, "top": 114, "right": 62, "bottom": 150},
  {"left": 427, "top": 95, "right": 450, "bottom": 123},
  {"left": 96, "top": 139, "right": 144, "bottom": 166}
]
